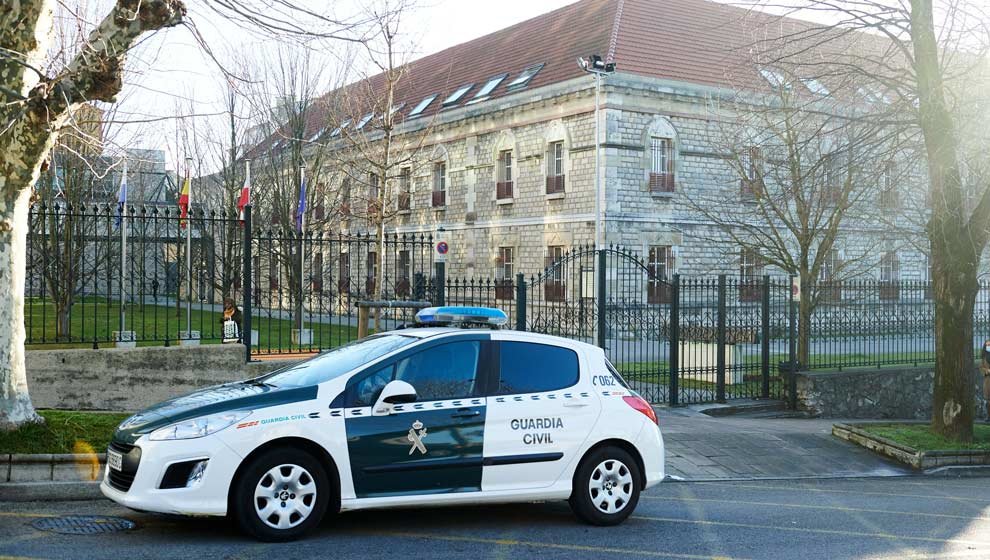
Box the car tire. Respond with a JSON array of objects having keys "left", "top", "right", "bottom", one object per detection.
[
  {"left": 569, "top": 446, "right": 642, "bottom": 526},
  {"left": 232, "top": 447, "right": 330, "bottom": 542}
]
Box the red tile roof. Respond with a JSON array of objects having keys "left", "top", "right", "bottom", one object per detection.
[{"left": 255, "top": 0, "right": 846, "bottom": 156}]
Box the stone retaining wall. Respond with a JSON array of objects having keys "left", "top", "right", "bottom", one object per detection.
[
  {"left": 796, "top": 365, "right": 988, "bottom": 420},
  {"left": 26, "top": 345, "right": 290, "bottom": 412}
]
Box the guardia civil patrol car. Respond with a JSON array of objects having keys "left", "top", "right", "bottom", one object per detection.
[{"left": 101, "top": 307, "right": 665, "bottom": 541}]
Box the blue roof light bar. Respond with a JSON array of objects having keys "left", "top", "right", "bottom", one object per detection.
[{"left": 415, "top": 306, "right": 508, "bottom": 328}]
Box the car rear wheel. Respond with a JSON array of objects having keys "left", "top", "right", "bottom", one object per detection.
[
  {"left": 569, "top": 446, "right": 641, "bottom": 526},
  {"left": 232, "top": 448, "right": 330, "bottom": 541}
]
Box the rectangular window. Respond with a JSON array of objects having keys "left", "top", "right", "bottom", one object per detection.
[
  {"left": 341, "top": 178, "right": 351, "bottom": 215},
  {"left": 396, "top": 249, "right": 411, "bottom": 297},
  {"left": 544, "top": 245, "right": 566, "bottom": 302},
  {"left": 495, "top": 247, "right": 514, "bottom": 300},
  {"left": 368, "top": 173, "right": 380, "bottom": 214},
  {"left": 739, "top": 248, "right": 763, "bottom": 302},
  {"left": 880, "top": 161, "right": 897, "bottom": 209},
  {"left": 366, "top": 251, "right": 377, "bottom": 295},
  {"left": 269, "top": 257, "right": 279, "bottom": 290},
  {"left": 312, "top": 252, "right": 324, "bottom": 293},
  {"left": 649, "top": 137, "right": 675, "bottom": 193},
  {"left": 819, "top": 249, "right": 842, "bottom": 302},
  {"left": 337, "top": 252, "right": 350, "bottom": 293},
  {"left": 356, "top": 112, "right": 374, "bottom": 130},
  {"left": 394, "top": 341, "right": 481, "bottom": 401},
  {"left": 546, "top": 141, "right": 565, "bottom": 194},
  {"left": 497, "top": 150, "right": 513, "bottom": 199},
  {"left": 741, "top": 146, "right": 763, "bottom": 197},
  {"left": 432, "top": 163, "right": 446, "bottom": 207},
  {"left": 647, "top": 246, "right": 675, "bottom": 304},
  {"left": 470, "top": 74, "right": 508, "bottom": 102},
  {"left": 497, "top": 342, "right": 579, "bottom": 395},
  {"left": 506, "top": 63, "right": 545, "bottom": 90},
  {"left": 398, "top": 168, "right": 411, "bottom": 211},
  {"left": 880, "top": 250, "right": 900, "bottom": 301}
]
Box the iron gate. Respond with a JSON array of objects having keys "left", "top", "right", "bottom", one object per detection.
[{"left": 522, "top": 246, "right": 788, "bottom": 405}]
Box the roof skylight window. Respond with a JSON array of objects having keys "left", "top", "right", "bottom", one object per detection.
[
  {"left": 759, "top": 68, "right": 790, "bottom": 90},
  {"left": 801, "top": 78, "right": 829, "bottom": 96},
  {"left": 506, "top": 63, "right": 545, "bottom": 90},
  {"left": 308, "top": 127, "right": 326, "bottom": 143},
  {"left": 388, "top": 102, "right": 406, "bottom": 116},
  {"left": 409, "top": 95, "right": 437, "bottom": 117},
  {"left": 356, "top": 112, "right": 374, "bottom": 130},
  {"left": 468, "top": 74, "right": 508, "bottom": 104},
  {"left": 330, "top": 120, "right": 351, "bottom": 137},
  {"left": 442, "top": 84, "right": 474, "bottom": 106}
]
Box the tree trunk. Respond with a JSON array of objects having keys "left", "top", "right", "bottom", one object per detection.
[
  {"left": 931, "top": 260, "right": 977, "bottom": 441},
  {"left": 0, "top": 188, "right": 42, "bottom": 429}
]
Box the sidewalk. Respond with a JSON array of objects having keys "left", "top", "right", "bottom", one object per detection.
[{"left": 657, "top": 406, "right": 910, "bottom": 481}]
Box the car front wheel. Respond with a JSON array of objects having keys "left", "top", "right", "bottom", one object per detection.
[
  {"left": 569, "top": 446, "right": 641, "bottom": 526},
  {"left": 232, "top": 447, "right": 330, "bottom": 541}
]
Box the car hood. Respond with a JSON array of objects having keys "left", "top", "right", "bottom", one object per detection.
[{"left": 112, "top": 382, "right": 318, "bottom": 445}]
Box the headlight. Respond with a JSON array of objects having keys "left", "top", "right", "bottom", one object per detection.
[{"left": 148, "top": 411, "right": 252, "bottom": 441}]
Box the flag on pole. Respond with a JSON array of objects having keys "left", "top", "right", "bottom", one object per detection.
[
  {"left": 295, "top": 172, "right": 307, "bottom": 232},
  {"left": 237, "top": 166, "right": 251, "bottom": 225},
  {"left": 178, "top": 174, "right": 191, "bottom": 229},
  {"left": 115, "top": 164, "right": 128, "bottom": 229}
]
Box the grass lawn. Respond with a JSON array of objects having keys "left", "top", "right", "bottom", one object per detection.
[
  {"left": 0, "top": 410, "right": 129, "bottom": 454},
  {"left": 24, "top": 299, "right": 360, "bottom": 351},
  {"left": 857, "top": 423, "right": 990, "bottom": 451}
]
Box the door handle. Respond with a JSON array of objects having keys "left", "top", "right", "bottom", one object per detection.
[
  {"left": 451, "top": 408, "right": 481, "bottom": 418},
  {"left": 563, "top": 401, "right": 589, "bottom": 408}
]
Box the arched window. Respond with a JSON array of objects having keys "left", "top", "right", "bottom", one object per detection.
[
  {"left": 642, "top": 116, "right": 679, "bottom": 194},
  {"left": 494, "top": 130, "right": 517, "bottom": 201}
]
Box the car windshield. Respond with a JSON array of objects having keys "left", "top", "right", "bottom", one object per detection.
[{"left": 254, "top": 334, "right": 417, "bottom": 388}]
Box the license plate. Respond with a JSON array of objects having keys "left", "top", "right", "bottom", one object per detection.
[{"left": 107, "top": 449, "right": 123, "bottom": 472}]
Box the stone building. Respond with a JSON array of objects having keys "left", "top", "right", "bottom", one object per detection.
[{"left": 253, "top": 0, "right": 935, "bottom": 291}]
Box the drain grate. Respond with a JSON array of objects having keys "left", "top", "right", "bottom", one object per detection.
[{"left": 32, "top": 515, "right": 136, "bottom": 535}]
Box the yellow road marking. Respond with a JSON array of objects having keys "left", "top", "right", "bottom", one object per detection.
[
  {"left": 643, "top": 495, "right": 990, "bottom": 521},
  {"left": 634, "top": 515, "right": 990, "bottom": 547},
  {"left": 363, "top": 529, "right": 744, "bottom": 560},
  {"left": 0, "top": 513, "right": 57, "bottom": 519},
  {"left": 691, "top": 482, "right": 990, "bottom": 503}
]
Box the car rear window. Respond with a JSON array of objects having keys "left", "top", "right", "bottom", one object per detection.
[{"left": 497, "top": 341, "right": 579, "bottom": 394}]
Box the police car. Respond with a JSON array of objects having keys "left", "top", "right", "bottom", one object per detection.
[{"left": 101, "top": 307, "right": 665, "bottom": 541}]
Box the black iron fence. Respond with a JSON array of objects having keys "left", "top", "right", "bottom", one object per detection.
[{"left": 23, "top": 204, "right": 990, "bottom": 404}]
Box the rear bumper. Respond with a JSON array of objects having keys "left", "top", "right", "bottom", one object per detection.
[
  {"left": 100, "top": 436, "right": 243, "bottom": 517},
  {"left": 636, "top": 422, "right": 665, "bottom": 488}
]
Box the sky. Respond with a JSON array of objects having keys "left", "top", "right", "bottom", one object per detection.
[{"left": 105, "top": 0, "right": 577, "bottom": 170}]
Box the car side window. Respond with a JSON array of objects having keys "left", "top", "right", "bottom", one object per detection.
[
  {"left": 497, "top": 341, "right": 579, "bottom": 394},
  {"left": 353, "top": 364, "right": 395, "bottom": 407},
  {"left": 394, "top": 341, "right": 481, "bottom": 401}
]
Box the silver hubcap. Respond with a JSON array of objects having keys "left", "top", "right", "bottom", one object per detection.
[
  {"left": 588, "top": 459, "right": 634, "bottom": 514},
  {"left": 254, "top": 464, "right": 317, "bottom": 530}
]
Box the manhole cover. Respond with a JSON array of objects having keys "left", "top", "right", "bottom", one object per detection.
[{"left": 32, "top": 515, "right": 136, "bottom": 535}]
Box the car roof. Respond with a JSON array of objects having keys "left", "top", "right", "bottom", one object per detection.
[{"left": 394, "top": 326, "right": 602, "bottom": 354}]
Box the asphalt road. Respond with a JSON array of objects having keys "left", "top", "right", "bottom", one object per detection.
[{"left": 2, "top": 477, "right": 989, "bottom": 560}]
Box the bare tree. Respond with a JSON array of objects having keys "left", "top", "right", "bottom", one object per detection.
[
  {"left": 324, "top": 0, "right": 435, "bottom": 330},
  {"left": 690, "top": 67, "right": 904, "bottom": 365},
  {"left": 0, "top": 0, "right": 185, "bottom": 429},
  {"left": 746, "top": 0, "right": 990, "bottom": 441}
]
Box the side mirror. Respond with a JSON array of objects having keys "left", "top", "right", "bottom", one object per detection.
[{"left": 373, "top": 380, "right": 417, "bottom": 416}]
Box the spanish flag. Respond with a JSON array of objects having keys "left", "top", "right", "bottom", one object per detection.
[{"left": 178, "top": 175, "right": 191, "bottom": 229}]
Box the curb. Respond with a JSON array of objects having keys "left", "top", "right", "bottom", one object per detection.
[
  {"left": 0, "top": 481, "right": 103, "bottom": 502},
  {"left": 2, "top": 453, "right": 105, "bottom": 484},
  {"left": 833, "top": 422, "right": 990, "bottom": 471}
]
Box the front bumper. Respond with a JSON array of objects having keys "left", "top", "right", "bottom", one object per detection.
[{"left": 100, "top": 435, "right": 244, "bottom": 517}]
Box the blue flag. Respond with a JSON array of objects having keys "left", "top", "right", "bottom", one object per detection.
[
  {"left": 115, "top": 164, "right": 128, "bottom": 229},
  {"left": 295, "top": 174, "right": 306, "bottom": 232}
]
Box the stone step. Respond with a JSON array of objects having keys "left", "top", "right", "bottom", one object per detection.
[{"left": 697, "top": 399, "right": 789, "bottom": 417}]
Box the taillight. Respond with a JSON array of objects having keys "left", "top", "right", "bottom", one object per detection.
[{"left": 623, "top": 395, "right": 658, "bottom": 425}]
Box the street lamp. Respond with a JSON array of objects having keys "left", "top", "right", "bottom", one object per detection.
[{"left": 578, "top": 55, "right": 615, "bottom": 250}]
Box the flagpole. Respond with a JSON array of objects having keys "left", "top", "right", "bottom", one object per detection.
[
  {"left": 299, "top": 165, "right": 306, "bottom": 336},
  {"left": 120, "top": 162, "right": 128, "bottom": 336},
  {"left": 185, "top": 157, "right": 193, "bottom": 339}
]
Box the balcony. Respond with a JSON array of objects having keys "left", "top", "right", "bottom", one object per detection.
[
  {"left": 545, "top": 175, "right": 565, "bottom": 195},
  {"left": 649, "top": 173, "right": 675, "bottom": 193},
  {"left": 496, "top": 181, "right": 513, "bottom": 200},
  {"left": 879, "top": 282, "right": 900, "bottom": 301},
  {"left": 495, "top": 279, "right": 514, "bottom": 300},
  {"left": 647, "top": 282, "right": 672, "bottom": 304},
  {"left": 738, "top": 281, "right": 762, "bottom": 303},
  {"left": 544, "top": 281, "right": 566, "bottom": 302},
  {"left": 432, "top": 190, "right": 446, "bottom": 208},
  {"left": 740, "top": 177, "right": 764, "bottom": 199}
]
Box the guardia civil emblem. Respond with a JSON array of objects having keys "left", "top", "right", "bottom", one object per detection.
[{"left": 407, "top": 420, "right": 428, "bottom": 455}]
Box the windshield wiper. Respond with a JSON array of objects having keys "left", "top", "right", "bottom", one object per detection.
[{"left": 242, "top": 378, "right": 276, "bottom": 388}]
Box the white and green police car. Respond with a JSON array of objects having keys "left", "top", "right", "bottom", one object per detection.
[{"left": 101, "top": 307, "right": 665, "bottom": 541}]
